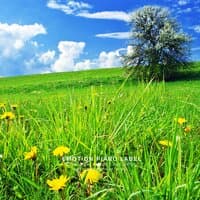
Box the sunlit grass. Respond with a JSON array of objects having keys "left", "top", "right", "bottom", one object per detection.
[{"left": 0, "top": 67, "right": 200, "bottom": 199}]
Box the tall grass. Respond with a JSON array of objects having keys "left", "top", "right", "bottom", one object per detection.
[{"left": 0, "top": 78, "right": 200, "bottom": 199}]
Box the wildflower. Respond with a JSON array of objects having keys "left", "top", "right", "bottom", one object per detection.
[
  {"left": 24, "top": 146, "right": 37, "bottom": 160},
  {"left": 184, "top": 126, "right": 191, "bottom": 133},
  {"left": 47, "top": 175, "right": 68, "bottom": 191},
  {"left": 158, "top": 140, "right": 172, "bottom": 147},
  {"left": 53, "top": 146, "right": 70, "bottom": 157},
  {"left": 11, "top": 104, "right": 18, "bottom": 110},
  {"left": 0, "top": 112, "right": 15, "bottom": 120},
  {"left": 80, "top": 168, "right": 102, "bottom": 184},
  {"left": 178, "top": 117, "right": 187, "bottom": 125}
]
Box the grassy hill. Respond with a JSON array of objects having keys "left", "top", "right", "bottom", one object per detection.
[
  {"left": 0, "top": 68, "right": 123, "bottom": 100},
  {"left": 0, "top": 64, "right": 200, "bottom": 199},
  {"left": 0, "top": 62, "right": 200, "bottom": 101}
]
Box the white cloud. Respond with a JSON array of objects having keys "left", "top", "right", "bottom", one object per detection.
[
  {"left": 178, "top": 0, "right": 189, "bottom": 6},
  {"left": 47, "top": 0, "right": 91, "bottom": 15},
  {"left": 98, "top": 50, "right": 121, "bottom": 68},
  {"left": 77, "top": 11, "right": 130, "bottom": 22},
  {"left": 47, "top": 0, "right": 130, "bottom": 22},
  {"left": 75, "top": 59, "right": 94, "bottom": 71},
  {"left": 0, "top": 23, "right": 46, "bottom": 57},
  {"left": 193, "top": 25, "right": 200, "bottom": 33},
  {"left": 96, "top": 32, "right": 130, "bottom": 39},
  {"left": 74, "top": 48, "right": 123, "bottom": 71},
  {"left": 51, "top": 41, "right": 85, "bottom": 72},
  {"left": 49, "top": 41, "right": 124, "bottom": 72},
  {"left": 39, "top": 50, "right": 56, "bottom": 65},
  {"left": 93, "top": 47, "right": 132, "bottom": 69},
  {"left": 14, "top": 40, "right": 24, "bottom": 49},
  {"left": 50, "top": 41, "right": 134, "bottom": 72}
]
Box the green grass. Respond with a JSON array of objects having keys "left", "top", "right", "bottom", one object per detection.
[
  {"left": 0, "top": 68, "right": 124, "bottom": 101},
  {"left": 0, "top": 65, "right": 200, "bottom": 199}
]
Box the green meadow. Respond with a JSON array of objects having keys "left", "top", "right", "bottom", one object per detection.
[{"left": 0, "top": 64, "right": 200, "bottom": 199}]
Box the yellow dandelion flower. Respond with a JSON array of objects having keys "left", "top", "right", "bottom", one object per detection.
[
  {"left": 0, "top": 112, "right": 15, "bottom": 120},
  {"left": 80, "top": 168, "right": 102, "bottom": 184},
  {"left": 24, "top": 146, "right": 37, "bottom": 160},
  {"left": 159, "top": 140, "right": 173, "bottom": 147},
  {"left": 178, "top": 117, "right": 187, "bottom": 125},
  {"left": 47, "top": 175, "right": 68, "bottom": 191},
  {"left": 11, "top": 104, "right": 18, "bottom": 110},
  {"left": 53, "top": 146, "right": 70, "bottom": 157},
  {"left": 184, "top": 126, "right": 191, "bottom": 133}
]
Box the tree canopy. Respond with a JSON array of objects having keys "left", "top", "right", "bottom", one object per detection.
[{"left": 123, "top": 6, "right": 191, "bottom": 81}]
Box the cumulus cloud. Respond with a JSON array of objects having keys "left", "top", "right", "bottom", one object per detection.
[
  {"left": 20, "top": 38, "right": 131, "bottom": 75},
  {"left": 48, "top": 39, "right": 127, "bottom": 72},
  {"left": 96, "top": 32, "right": 130, "bottom": 39},
  {"left": 47, "top": 0, "right": 130, "bottom": 22},
  {"left": 98, "top": 50, "right": 122, "bottom": 68},
  {"left": 75, "top": 48, "right": 125, "bottom": 71},
  {"left": 39, "top": 50, "right": 56, "bottom": 65},
  {"left": 0, "top": 23, "right": 46, "bottom": 58},
  {"left": 75, "top": 59, "right": 94, "bottom": 71},
  {"left": 51, "top": 41, "right": 85, "bottom": 72}
]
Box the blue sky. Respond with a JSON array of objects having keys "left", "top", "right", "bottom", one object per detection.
[{"left": 0, "top": 0, "right": 200, "bottom": 76}]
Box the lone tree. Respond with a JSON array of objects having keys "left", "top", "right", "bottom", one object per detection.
[{"left": 123, "top": 6, "right": 190, "bottom": 81}]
